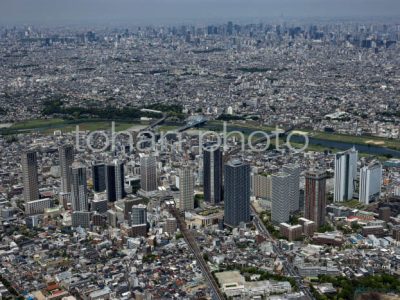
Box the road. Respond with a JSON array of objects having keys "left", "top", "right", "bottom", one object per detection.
[
  {"left": 145, "top": 112, "right": 167, "bottom": 130},
  {"left": 251, "top": 205, "right": 315, "bottom": 300},
  {"left": 169, "top": 207, "right": 225, "bottom": 300}
]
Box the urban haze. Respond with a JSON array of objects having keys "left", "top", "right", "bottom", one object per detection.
[{"left": 0, "top": 1, "right": 400, "bottom": 300}]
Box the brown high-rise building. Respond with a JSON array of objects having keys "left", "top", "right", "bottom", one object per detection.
[
  {"left": 393, "top": 226, "right": 400, "bottom": 242},
  {"left": 22, "top": 150, "right": 40, "bottom": 202},
  {"left": 379, "top": 207, "right": 391, "bottom": 222},
  {"left": 305, "top": 170, "right": 327, "bottom": 228}
]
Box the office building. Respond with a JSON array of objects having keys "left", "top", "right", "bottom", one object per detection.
[
  {"left": 359, "top": 162, "right": 382, "bottom": 204},
  {"left": 123, "top": 197, "right": 142, "bottom": 220},
  {"left": 72, "top": 211, "right": 91, "bottom": 228},
  {"left": 283, "top": 164, "right": 300, "bottom": 212},
  {"left": 106, "top": 160, "right": 126, "bottom": 202},
  {"left": 92, "top": 213, "right": 107, "bottom": 227},
  {"left": 271, "top": 172, "right": 291, "bottom": 225},
  {"left": 334, "top": 147, "right": 358, "bottom": 202},
  {"left": 59, "top": 192, "right": 71, "bottom": 210},
  {"left": 130, "top": 224, "right": 148, "bottom": 237},
  {"left": 1, "top": 208, "right": 15, "bottom": 220},
  {"left": 179, "top": 165, "right": 194, "bottom": 211},
  {"left": 91, "top": 195, "right": 108, "bottom": 214},
  {"left": 305, "top": 170, "right": 327, "bottom": 227},
  {"left": 362, "top": 225, "right": 385, "bottom": 237},
  {"left": 25, "top": 215, "right": 40, "bottom": 229},
  {"left": 165, "top": 218, "right": 177, "bottom": 235},
  {"left": 393, "top": 225, "right": 400, "bottom": 242},
  {"left": 299, "top": 189, "right": 305, "bottom": 212},
  {"left": 107, "top": 209, "right": 118, "bottom": 227},
  {"left": 59, "top": 145, "right": 74, "bottom": 193},
  {"left": 131, "top": 204, "right": 147, "bottom": 225},
  {"left": 140, "top": 155, "right": 158, "bottom": 193},
  {"left": 21, "top": 150, "right": 40, "bottom": 202},
  {"left": 224, "top": 160, "right": 251, "bottom": 227},
  {"left": 71, "top": 164, "right": 88, "bottom": 212},
  {"left": 379, "top": 207, "right": 391, "bottom": 222},
  {"left": 92, "top": 163, "right": 106, "bottom": 192},
  {"left": 203, "top": 146, "right": 223, "bottom": 204}
]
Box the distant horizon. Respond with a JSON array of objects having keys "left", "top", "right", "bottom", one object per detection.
[
  {"left": 1, "top": 18, "right": 400, "bottom": 28},
  {"left": 0, "top": 0, "right": 400, "bottom": 26},
  {"left": 1, "top": 15, "right": 400, "bottom": 28}
]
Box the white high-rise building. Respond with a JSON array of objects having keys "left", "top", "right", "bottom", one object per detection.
[
  {"left": 179, "top": 165, "right": 194, "bottom": 211},
  {"left": 21, "top": 150, "right": 40, "bottom": 202},
  {"left": 70, "top": 163, "right": 88, "bottom": 211},
  {"left": 25, "top": 198, "right": 54, "bottom": 215},
  {"left": 282, "top": 164, "right": 300, "bottom": 212},
  {"left": 252, "top": 173, "right": 272, "bottom": 200},
  {"left": 334, "top": 147, "right": 358, "bottom": 202},
  {"left": 359, "top": 162, "right": 382, "bottom": 205},
  {"left": 271, "top": 172, "right": 291, "bottom": 225},
  {"left": 140, "top": 155, "right": 157, "bottom": 193}
]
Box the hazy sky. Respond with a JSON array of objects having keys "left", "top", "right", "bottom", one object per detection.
[{"left": 1, "top": 0, "right": 399, "bottom": 25}]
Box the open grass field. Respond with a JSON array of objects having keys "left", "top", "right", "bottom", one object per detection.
[
  {"left": 205, "top": 120, "right": 277, "bottom": 133},
  {"left": 157, "top": 125, "right": 180, "bottom": 132},
  {"left": 311, "top": 131, "right": 400, "bottom": 151},
  {"left": 207, "top": 120, "right": 400, "bottom": 151},
  {"left": 283, "top": 140, "right": 389, "bottom": 161},
  {"left": 42, "top": 121, "right": 135, "bottom": 134},
  {"left": 1, "top": 118, "right": 140, "bottom": 135},
  {"left": 10, "top": 118, "right": 66, "bottom": 130}
]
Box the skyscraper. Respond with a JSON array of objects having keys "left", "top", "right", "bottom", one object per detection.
[
  {"left": 21, "top": 150, "right": 39, "bottom": 202},
  {"left": 92, "top": 163, "right": 106, "bottom": 192},
  {"left": 179, "top": 165, "right": 194, "bottom": 211},
  {"left": 359, "top": 162, "right": 382, "bottom": 205},
  {"left": 140, "top": 155, "right": 157, "bottom": 193},
  {"left": 227, "top": 21, "right": 233, "bottom": 35},
  {"left": 305, "top": 169, "right": 327, "bottom": 227},
  {"left": 70, "top": 164, "right": 88, "bottom": 211},
  {"left": 203, "top": 146, "right": 223, "bottom": 205},
  {"left": 334, "top": 147, "right": 358, "bottom": 202},
  {"left": 59, "top": 145, "right": 74, "bottom": 193},
  {"left": 283, "top": 164, "right": 300, "bottom": 212},
  {"left": 106, "top": 160, "right": 126, "bottom": 202},
  {"left": 224, "top": 159, "right": 251, "bottom": 227},
  {"left": 271, "top": 172, "right": 291, "bottom": 225}
]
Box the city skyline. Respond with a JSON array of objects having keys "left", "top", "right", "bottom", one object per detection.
[{"left": 0, "top": 5, "right": 399, "bottom": 299}]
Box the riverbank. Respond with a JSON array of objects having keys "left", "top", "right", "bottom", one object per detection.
[
  {"left": 202, "top": 120, "right": 400, "bottom": 158},
  {"left": 0, "top": 118, "right": 140, "bottom": 135}
]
